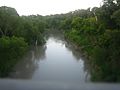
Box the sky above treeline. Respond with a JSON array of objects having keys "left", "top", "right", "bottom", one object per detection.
[{"left": 0, "top": 0, "right": 102, "bottom": 16}]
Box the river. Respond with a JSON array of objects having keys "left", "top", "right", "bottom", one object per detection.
[{"left": 8, "top": 31, "right": 90, "bottom": 83}]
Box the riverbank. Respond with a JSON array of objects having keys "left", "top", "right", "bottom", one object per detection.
[{"left": 64, "top": 29, "right": 120, "bottom": 82}]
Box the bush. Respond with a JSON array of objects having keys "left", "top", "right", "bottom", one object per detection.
[{"left": 0, "top": 36, "right": 28, "bottom": 77}]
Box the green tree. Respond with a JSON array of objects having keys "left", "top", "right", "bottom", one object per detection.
[{"left": 0, "top": 6, "right": 19, "bottom": 37}]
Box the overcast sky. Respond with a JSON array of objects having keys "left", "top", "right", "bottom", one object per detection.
[{"left": 0, "top": 0, "right": 102, "bottom": 16}]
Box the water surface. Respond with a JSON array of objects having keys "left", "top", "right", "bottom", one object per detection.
[{"left": 9, "top": 32, "right": 90, "bottom": 83}]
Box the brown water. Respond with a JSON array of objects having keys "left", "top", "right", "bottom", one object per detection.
[{"left": 8, "top": 32, "right": 90, "bottom": 83}]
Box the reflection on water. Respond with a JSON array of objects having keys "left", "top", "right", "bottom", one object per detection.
[
  {"left": 9, "top": 45, "right": 46, "bottom": 79},
  {"left": 8, "top": 30, "right": 90, "bottom": 83}
]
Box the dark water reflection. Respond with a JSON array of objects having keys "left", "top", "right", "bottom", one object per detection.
[{"left": 8, "top": 30, "right": 90, "bottom": 83}]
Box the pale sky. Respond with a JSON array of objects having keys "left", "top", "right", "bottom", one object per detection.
[{"left": 0, "top": 0, "right": 102, "bottom": 16}]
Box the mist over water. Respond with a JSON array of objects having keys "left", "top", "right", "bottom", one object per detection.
[{"left": 8, "top": 31, "right": 90, "bottom": 83}]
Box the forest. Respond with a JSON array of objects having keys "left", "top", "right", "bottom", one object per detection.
[{"left": 0, "top": 0, "right": 120, "bottom": 82}]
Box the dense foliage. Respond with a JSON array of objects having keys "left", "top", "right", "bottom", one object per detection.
[
  {"left": 0, "top": 6, "right": 46, "bottom": 76},
  {"left": 44, "top": 0, "right": 120, "bottom": 82},
  {"left": 0, "top": 36, "right": 28, "bottom": 76}
]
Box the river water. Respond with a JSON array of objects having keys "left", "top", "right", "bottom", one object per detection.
[{"left": 8, "top": 31, "right": 90, "bottom": 83}]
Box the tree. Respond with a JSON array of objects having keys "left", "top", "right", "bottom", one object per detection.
[
  {"left": 0, "top": 6, "right": 19, "bottom": 37},
  {"left": 112, "top": 9, "right": 120, "bottom": 28}
]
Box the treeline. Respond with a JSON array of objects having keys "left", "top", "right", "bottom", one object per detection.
[
  {"left": 45, "top": 0, "right": 120, "bottom": 82},
  {"left": 0, "top": 6, "right": 46, "bottom": 76}
]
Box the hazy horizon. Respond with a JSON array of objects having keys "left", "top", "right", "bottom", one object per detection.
[{"left": 0, "top": 0, "right": 102, "bottom": 16}]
